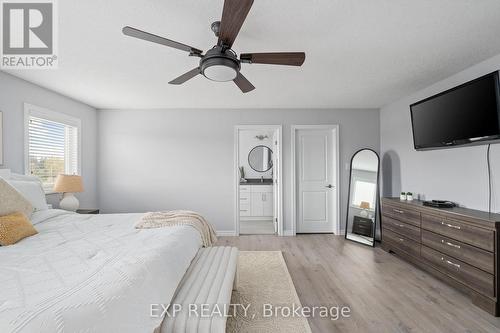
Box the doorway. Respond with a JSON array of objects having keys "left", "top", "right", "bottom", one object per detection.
[
  {"left": 234, "top": 125, "right": 283, "bottom": 235},
  {"left": 291, "top": 125, "right": 339, "bottom": 234}
]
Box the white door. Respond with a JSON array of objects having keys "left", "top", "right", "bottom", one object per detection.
[
  {"left": 296, "top": 129, "right": 337, "bottom": 233},
  {"left": 251, "top": 192, "right": 263, "bottom": 215}
]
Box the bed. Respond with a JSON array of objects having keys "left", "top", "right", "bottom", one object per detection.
[
  {"left": 0, "top": 169, "right": 239, "bottom": 333},
  {"left": 0, "top": 208, "right": 206, "bottom": 332}
]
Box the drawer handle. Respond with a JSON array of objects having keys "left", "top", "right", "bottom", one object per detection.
[
  {"left": 393, "top": 209, "right": 404, "bottom": 214},
  {"left": 240, "top": 209, "right": 248, "bottom": 212},
  {"left": 398, "top": 237, "right": 404, "bottom": 242},
  {"left": 441, "top": 257, "right": 460, "bottom": 269},
  {"left": 441, "top": 239, "right": 461, "bottom": 249},
  {"left": 240, "top": 198, "right": 248, "bottom": 200},
  {"left": 441, "top": 221, "right": 461, "bottom": 230},
  {"left": 397, "top": 224, "right": 405, "bottom": 228}
]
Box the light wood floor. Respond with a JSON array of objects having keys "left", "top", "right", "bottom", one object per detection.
[
  {"left": 217, "top": 234, "right": 500, "bottom": 333},
  {"left": 239, "top": 220, "right": 275, "bottom": 235}
]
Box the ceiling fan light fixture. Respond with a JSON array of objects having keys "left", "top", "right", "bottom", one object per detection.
[
  {"left": 123, "top": 0, "right": 305, "bottom": 92},
  {"left": 203, "top": 64, "right": 237, "bottom": 82},
  {"left": 201, "top": 57, "right": 239, "bottom": 82}
]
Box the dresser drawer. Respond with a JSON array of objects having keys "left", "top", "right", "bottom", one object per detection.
[
  {"left": 381, "top": 203, "right": 421, "bottom": 227},
  {"left": 421, "top": 230, "right": 494, "bottom": 274},
  {"left": 383, "top": 215, "right": 421, "bottom": 242},
  {"left": 421, "top": 246, "right": 495, "bottom": 298},
  {"left": 239, "top": 204, "right": 251, "bottom": 216},
  {"left": 239, "top": 192, "right": 251, "bottom": 202},
  {"left": 383, "top": 228, "right": 421, "bottom": 258},
  {"left": 421, "top": 214, "right": 495, "bottom": 252}
]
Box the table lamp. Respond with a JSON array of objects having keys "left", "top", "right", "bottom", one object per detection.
[
  {"left": 360, "top": 201, "right": 371, "bottom": 209},
  {"left": 53, "top": 174, "right": 84, "bottom": 211}
]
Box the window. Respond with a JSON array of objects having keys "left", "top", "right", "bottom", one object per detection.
[
  {"left": 352, "top": 180, "right": 376, "bottom": 210},
  {"left": 24, "top": 104, "right": 81, "bottom": 191}
]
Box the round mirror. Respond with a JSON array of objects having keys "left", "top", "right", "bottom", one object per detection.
[{"left": 248, "top": 145, "right": 273, "bottom": 172}]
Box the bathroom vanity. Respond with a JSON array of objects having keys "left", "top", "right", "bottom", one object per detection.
[{"left": 239, "top": 181, "right": 273, "bottom": 220}]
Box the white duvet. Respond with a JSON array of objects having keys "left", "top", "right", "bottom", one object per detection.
[{"left": 0, "top": 210, "right": 202, "bottom": 333}]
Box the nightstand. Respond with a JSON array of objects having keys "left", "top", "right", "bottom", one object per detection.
[{"left": 76, "top": 209, "right": 100, "bottom": 214}]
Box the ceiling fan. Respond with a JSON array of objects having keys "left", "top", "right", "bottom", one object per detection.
[{"left": 122, "top": 0, "right": 305, "bottom": 93}]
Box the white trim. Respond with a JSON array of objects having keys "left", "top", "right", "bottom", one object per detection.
[
  {"left": 217, "top": 230, "right": 237, "bottom": 237},
  {"left": 234, "top": 127, "right": 240, "bottom": 236},
  {"left": 283, "top": 230, "right": 295, "bottom": 236},
  {"left": 23, "top": 103, "right": 82, "bottom": 188},
  {"left": 291, "top": 124, "right": 340, "bottom": 236},
  {"left": 234, "top": 125, "right": 283, "bottom": 236}
]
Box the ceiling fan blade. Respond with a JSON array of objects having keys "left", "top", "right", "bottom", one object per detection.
[
  {"left": 218, "top": 0, "right": 254, "bottom": 48},
  {"left": 240, "top": 52, "right": 306, "bottom": 66},
  {"left": 168, "top": 68, "right": 201, "bottom": 85},
  {"left": 122, "top": 26, "right": 203, "bottom": 54},
  {"left": 233, "top": 72, "right": 255, "bottom": 93}
]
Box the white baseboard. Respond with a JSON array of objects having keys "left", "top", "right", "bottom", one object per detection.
[
  {"left": 217, "top": 230, "right": 237, "bottom": 237},
  {"left": 282, "top": 230, "right": 344, "bottom": 236}
]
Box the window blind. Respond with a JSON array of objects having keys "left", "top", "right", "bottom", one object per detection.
[{"left": 28, "top": 116, "right": 78, "bottom": 190}]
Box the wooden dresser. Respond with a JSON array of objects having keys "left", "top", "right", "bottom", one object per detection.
[{"left": 381, "top": 198, "right": 500, "bottom": 315}]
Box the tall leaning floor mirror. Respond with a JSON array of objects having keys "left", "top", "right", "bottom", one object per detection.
[{"left": 345, "top": 149, "right": 380, "bottom": 247}]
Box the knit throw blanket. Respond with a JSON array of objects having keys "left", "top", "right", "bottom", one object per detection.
[{"left": 135, "top": 210, "right": 217, "bottom": 247}]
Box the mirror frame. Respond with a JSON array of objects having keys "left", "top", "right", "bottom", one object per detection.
[
  {"left": 248, "top": 145, "right": 273, "bottom": 172},
  {"left": 344, "top": 148, "right": 380, "bottom": 247}
]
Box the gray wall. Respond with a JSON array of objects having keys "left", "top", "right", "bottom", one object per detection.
[
  {"left": 238, "top": 129, "right": 274, "bottom": 179},
  {"left": 0, "top": 72, "right": 98, "bottom": 208},
  {"left": 380, "top": 53, "right": 500, "bottom": 213},
  {"left": 97, "top": 109, "right": 380, "bottom": 233}
]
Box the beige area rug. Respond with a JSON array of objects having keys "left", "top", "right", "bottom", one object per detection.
[{"left": 226, "top": 251, "right": 312, "bottom": 333}]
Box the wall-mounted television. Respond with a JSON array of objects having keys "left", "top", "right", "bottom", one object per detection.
[{"left": 410, "top": 71, "right": 500, "bottom": 150}]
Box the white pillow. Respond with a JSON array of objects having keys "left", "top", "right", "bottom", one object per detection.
[
  {"left": 7, "top": 179, "right": 48, "bottom": 212},
  {"left": 11, "top": 173, "right": 40, "bottom": 182},
  {"left": 0, "top": 169, "right": 12, "bottom": 179}
]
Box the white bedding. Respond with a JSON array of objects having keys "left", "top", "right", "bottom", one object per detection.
[{"left": 0, "top": 210, "right": 202, "bottom": 333}]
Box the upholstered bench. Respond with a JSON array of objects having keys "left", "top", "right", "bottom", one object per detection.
[{"left": 159, "top": 246, "right": 239, "bottom": 333}]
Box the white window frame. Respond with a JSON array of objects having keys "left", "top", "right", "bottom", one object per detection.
[{"left": 24, "top": 103, "right": 82, "bottom": 192}]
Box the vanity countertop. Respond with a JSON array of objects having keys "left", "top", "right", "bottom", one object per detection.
[{"left": 240, "top": 178, "right": 273, "bottom": 185}]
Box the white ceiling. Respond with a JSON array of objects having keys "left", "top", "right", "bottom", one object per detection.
[{"left": 4, "top": 0, "right": 500, "bottom": 109}]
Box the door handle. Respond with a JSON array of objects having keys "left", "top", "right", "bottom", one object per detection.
[
  {"left": 441, "top": 221, "right": 461, "bottom": 230},
  {"left": 326, "top": 184, "right": 334, "bottom": 188}
]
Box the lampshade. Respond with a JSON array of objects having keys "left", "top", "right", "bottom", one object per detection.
[
  {"left": 360, "top": 201, "right": 371, "bottom": 209},
  {"left": 53, "top": 174, "right": 84, "bottom": 193}
]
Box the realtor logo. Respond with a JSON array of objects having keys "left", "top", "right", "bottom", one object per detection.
[{"left": 1, "top": 0, "right": 58, "bottom": 68}]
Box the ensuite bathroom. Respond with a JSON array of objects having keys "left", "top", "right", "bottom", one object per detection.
[{"left": 238, "top": 129, "right": 277, "bottom": 234}]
